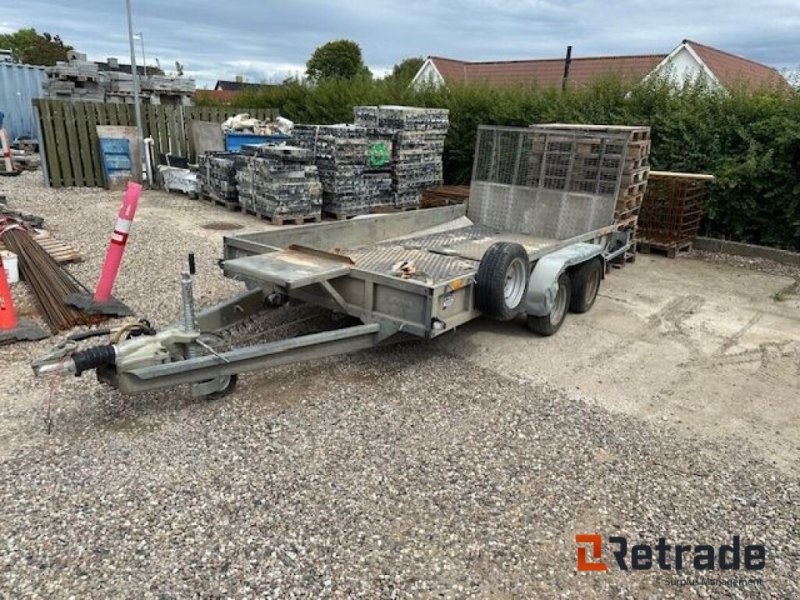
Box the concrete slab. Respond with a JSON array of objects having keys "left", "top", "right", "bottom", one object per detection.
[
  {"left": 435, "top": 254, "right": 800, "bottom": 474},
  {"left": 188, "top": 120, "right": 225, "bottom": 158}
]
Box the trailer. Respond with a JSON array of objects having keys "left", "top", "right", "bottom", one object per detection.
[{"left": 33, "top": 126, "right": 634, "bottom": 398}]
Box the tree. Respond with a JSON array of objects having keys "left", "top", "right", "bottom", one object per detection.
[
  {"left": 306, "top": 40, "right": 371, "bottom": 82},
  {"left": 175, "top": 61, "right": 185, "bottom": 76},
  {"left": 386, "top": 57, "right": 425, "bottom": 86},
  {"left": 0, "top": 28, "right": 71, "bottom": 66}
]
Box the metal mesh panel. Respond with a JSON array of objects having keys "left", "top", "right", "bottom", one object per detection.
[{"left": 468, "top": 126, "right": 629, "bottom": 238}]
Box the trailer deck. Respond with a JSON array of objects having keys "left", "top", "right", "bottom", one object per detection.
[{"left": 225, "top": 212, "right": 613, "bottom": 289}]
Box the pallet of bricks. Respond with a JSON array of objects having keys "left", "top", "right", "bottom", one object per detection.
[
  {"left": 637, "top": 171, "right": 715, "bottom": 257},
  {"left": 197, "top": 153, "right": 240, "bottom": 210},
  {"left": 235, "top": 144, "right": 322, "bottom": 225},
  {"left": 536, "top": 124, "right": 650, "bottom": 264},
  {"left": 354, "top": 106, "right": 450, "bottom": 210},
  {"left": 291, "top": 125, "right": 394, "bottom": 219}
]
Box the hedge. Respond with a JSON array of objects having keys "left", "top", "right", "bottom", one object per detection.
[{"left": 199, "top": 77, "right": 800, "bottom": 250}]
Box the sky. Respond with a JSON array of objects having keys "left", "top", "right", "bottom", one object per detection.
[{"left": 2, "top": 0, "right": 799, "bottom": 87}]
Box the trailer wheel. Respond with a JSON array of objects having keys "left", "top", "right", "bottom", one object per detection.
[
  {"left": 476, "top": 242, "right": 529, "bottom": 321},
  {"left": 205, "top": 374, "right": 238, "bottom": 400},
  {"left": 195, "top": 333, "right": 239, "bottom": 399},
  {"left": 527, "top": 272, "right": 571, "bottom": 336},
  {"left": 569, "top": 258, "right": 603, "bottom": 314}
]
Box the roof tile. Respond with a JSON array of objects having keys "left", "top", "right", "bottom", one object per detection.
[
  {"left": 683, "top": 40, "right": 789, "bottom": 90},
  {"left": 430, "top": 54, "right": 665, "bottom": 87},
  {"left": 429, "top": 42, "right": 789, "bottom": 90}
]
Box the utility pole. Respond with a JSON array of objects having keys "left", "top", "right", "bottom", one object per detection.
[
  {"left": 562, "top": 45, "right": 573, "bottom": 91},
  {"left": 136, "top": 32, "right": 147, "bottom": 78},
  {"left": 126, "top": 0, "right": 144, "bottom": 183}
]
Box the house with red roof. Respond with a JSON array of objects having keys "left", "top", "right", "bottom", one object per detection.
[{"left": 410, "top": 40, "right": 789, "bottom": 91}]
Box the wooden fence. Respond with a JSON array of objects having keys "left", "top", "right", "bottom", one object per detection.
[{"left": 33, "top": 99, "right": 278, "bottom": 188}]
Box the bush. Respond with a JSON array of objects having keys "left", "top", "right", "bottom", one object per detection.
[{"left": 198, "top": 77, "right": 800, "bottom": 249}]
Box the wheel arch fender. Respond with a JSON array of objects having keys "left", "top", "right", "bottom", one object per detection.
[{"left": 524, "top": 243, "right": 605, "bottom": 317}]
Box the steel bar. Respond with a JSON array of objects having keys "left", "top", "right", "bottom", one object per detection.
[
  {"left": 106, "top": 323, "right": 382, "bottom": 393},
  {"left": 1, "top": 228, "right": 103, "bottom": 332}
]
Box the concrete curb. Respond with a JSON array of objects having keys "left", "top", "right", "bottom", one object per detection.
[{"left": 693, "top": 237, "right": 800, "bottom": 266}]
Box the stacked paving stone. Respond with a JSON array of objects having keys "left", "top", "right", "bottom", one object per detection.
[
  {"left": 42, "top": 52, "right": 105, "bottom": 102},
  {"left": 198, "top": 153, "right": 240, "bottom": 205},
  {"left": 291, "top": 125, "right": 394, "bottom": 217},
  {"left": 235, "top": 145, "right": 322, "bottom": 223},
  {"left": 354, "top": 106, "right": 449, "bottom": 209},
  {"left": 106, "top": 72, "right": 194, "bottom": 105},
  {"left": 43, "top": 51, "right": 194, "bottom": 105}
]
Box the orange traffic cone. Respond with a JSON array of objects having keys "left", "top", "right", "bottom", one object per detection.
[
  {"left": 0, "top": 255, "right": 18, "bottom": 330},
  {"left": 0, "top": 255, "right": 47, "bottom": 343}
]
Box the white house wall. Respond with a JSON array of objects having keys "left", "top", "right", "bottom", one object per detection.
[
  {"left": 410, "top": 60, "right": 445, "bottom": 88},
  {"left": 652, "top": 46, "right": 720, "bottom": 89}
]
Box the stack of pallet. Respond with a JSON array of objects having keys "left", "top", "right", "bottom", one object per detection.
[
  {"left": 535, "top": 124, "right": 651, "bottom": 262},
  {"left": 42, "top": 52, "right": 105, "bottom": 103},
  {"left": 198, "top": 153, "right": 240, "bottom": 208},
  {"left": 612, "top": 128, "right": 650, "bottom": 261},
  {"left": 421, "top": 185, "right": 470, "bottom": 208},
  {"left": 638, "top": 171, "right": 714, "bottom": 257},
  {"left": 354, "top": 106, "right": 449, "bottom": 209},
  {"left": 234, "top": 145, "right": 322, "bottom": 225},
  {"left": 291, "top": 125, "right": 394, "bottom": 217},
  {"left": 106, "top": 72, "right": 194, "bottom": 105}
]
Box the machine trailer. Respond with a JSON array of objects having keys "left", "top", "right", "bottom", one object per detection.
[{"left": 33, "top": 126, "right": 633, "bottom": 398}]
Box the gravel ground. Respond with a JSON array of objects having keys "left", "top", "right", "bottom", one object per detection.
[
  {"left": 687, "top": 249, "right": 800, "bottom": 281},
  {"left": 1, "top": 172, "right": 798, "bottom": 597}
]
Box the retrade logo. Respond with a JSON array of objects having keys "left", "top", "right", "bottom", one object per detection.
[
  {"left": 575, "top": 535, "right": 766, "bottom": 572},
  {"left": 575, "top": 534, "right": 608, "bottom": 572}
]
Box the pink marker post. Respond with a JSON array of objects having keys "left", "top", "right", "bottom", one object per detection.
[{"left": 94, "top": 181, "right": 142, "bottom": 302}]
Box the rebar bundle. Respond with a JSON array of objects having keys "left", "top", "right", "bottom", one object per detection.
[{"left": 0, "top": 227, "right": 103, "bottom": 332}]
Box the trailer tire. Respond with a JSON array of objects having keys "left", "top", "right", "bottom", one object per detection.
[
  {"left": 206, "top": 374, "right": 238, "bottom": 400},
  {"left": 569, "top": 258, "right": 603, "bottom": 314},
  {"left": 527, "top": 272, "right": 571, "bottom": 336},
  {"left": 476, "top": 242, "right": 529, "bottom": 321}
]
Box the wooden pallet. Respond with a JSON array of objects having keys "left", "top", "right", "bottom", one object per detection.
[
  {"left": 614, "top": 206, "right": 642, "bottom": 220},
  {"left": 370, "top": 205, "right": 421, "bottom": 214},
  {"left": 323, "top": 204, "right": 395, "bottom": 220},
  {"left": 199, "top": 193, "right": 240, "bottom": 212},
  {"left": 610, "top": 245, "right": 637, "bottom": 269},
  {"left": 637, "top": 239, "right": 693, "bottom": 258},
  {"left": 0, "top": 230, "right": 83, "bottom": 264},
  {"left": 615, "top": 191, "right": 645, "bottom": 210},
  {"left": 421, "top": 185, "right": 469, "bottom": 208},
  {"left": 620, "top": 168, "right": 650, "bottom": 187},
  {"left": 625, "top": 140, "right": 652, "bottom": 160},
  {"left": 615, "top": 215, "right": 639, "bottom": 230},
  {"left": 241, "top": 208, "right": 322, "bottom": 226},
  {"left": 620, "top": 180, "right": 648, "bottom": 197},
  {"left": 536, "top": 124, "right": 651, "bottom": 142},
  {"left": 622, "top": 155, "right": 650, "bottom": 173}
]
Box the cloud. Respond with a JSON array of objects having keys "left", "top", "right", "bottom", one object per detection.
[{"left": 4, "top": 0, "right": 800, "bottom": 86}]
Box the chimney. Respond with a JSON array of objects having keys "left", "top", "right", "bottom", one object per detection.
[
  {"left": 235, "top": 74, "right": 244, "bottom": 83},
  {"left": 562, "top": 45, "right": 573, "bottom": 91},
  {"left": 107, "top": 57, "right": 119, "bottom": 70}
]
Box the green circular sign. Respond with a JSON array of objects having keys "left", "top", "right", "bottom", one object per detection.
[{"left": 368, "top": 142, "right": 390, "bottom": 168}]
